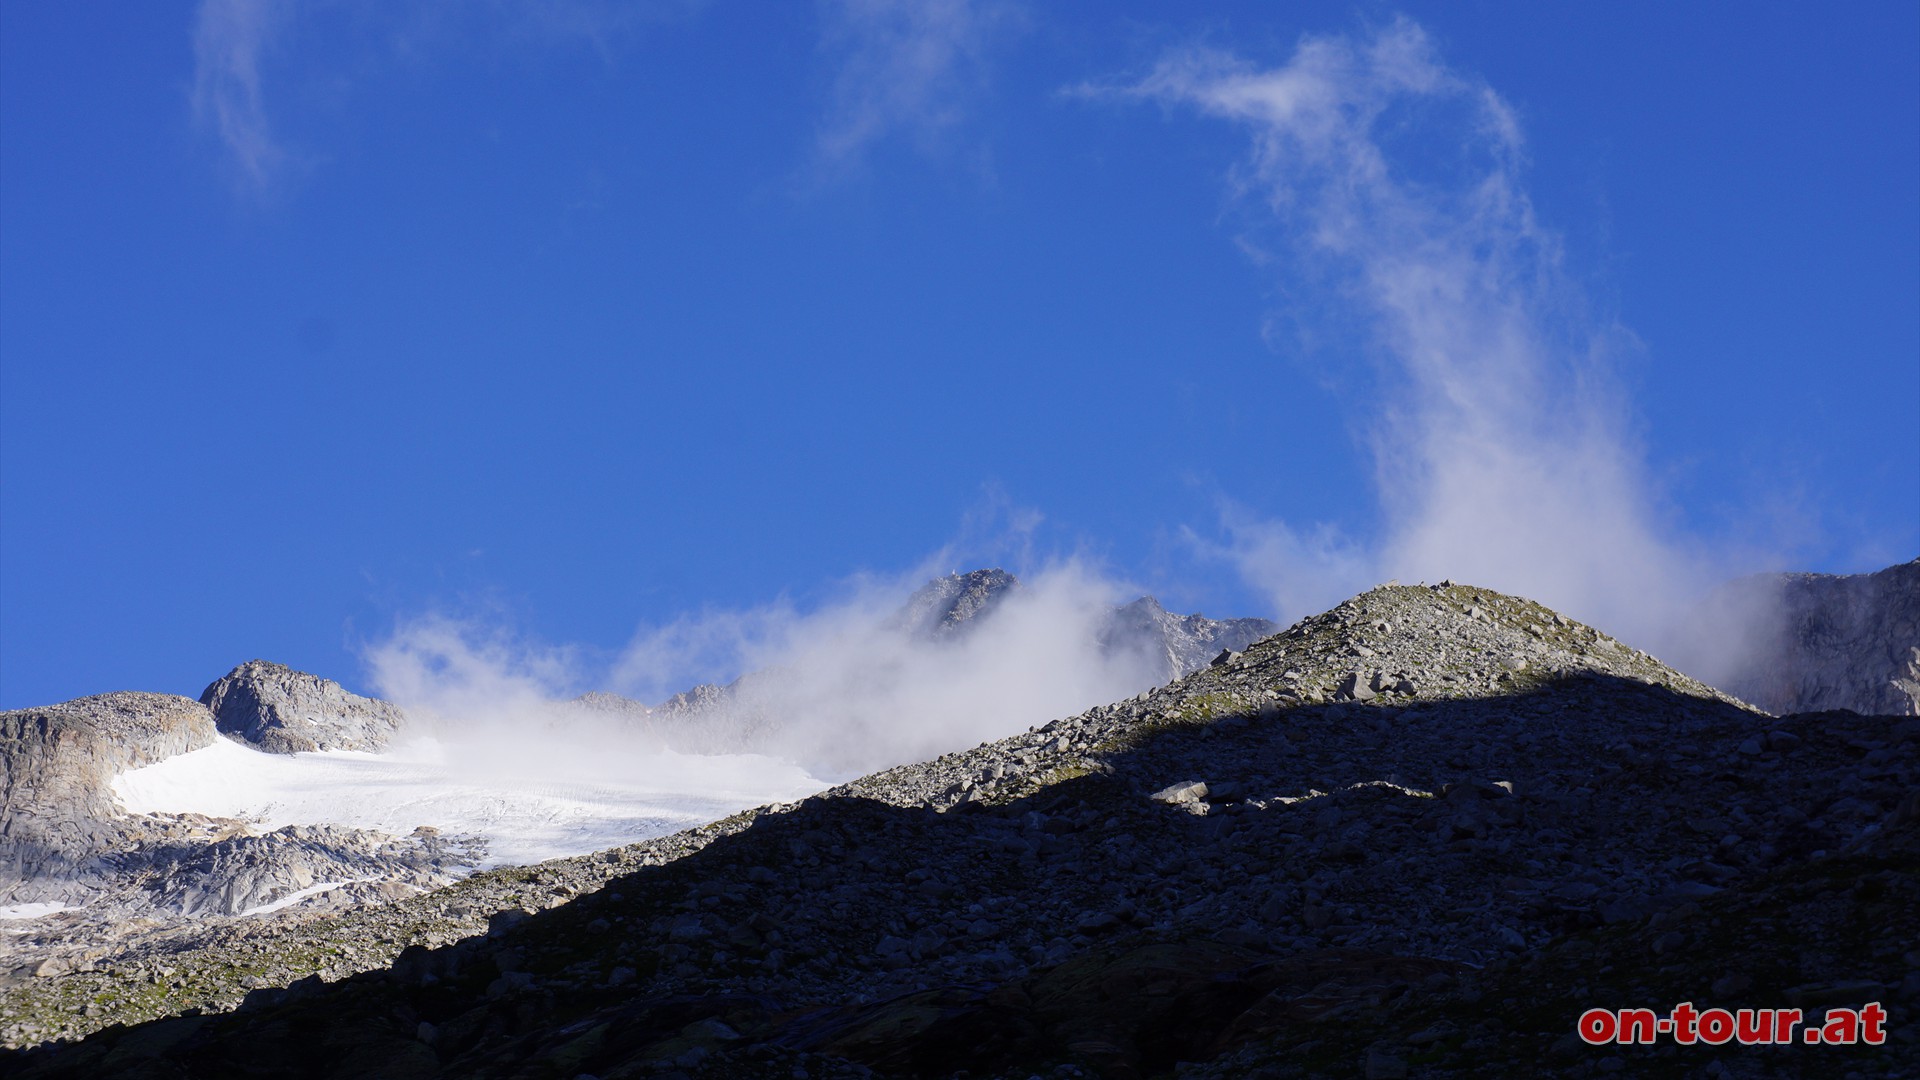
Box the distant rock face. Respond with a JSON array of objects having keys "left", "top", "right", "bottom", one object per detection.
[
  {"left": 893, "top": 569, "right": 1278, "bottom": 678},
  {"left": 0, "top": 693, "right": 216, "bottom": 888},
  {"left": 648, "top": 672, "right": 786, "bottom": 756},
  {"left": 566, "top": 691, "right": 652, "bottom": 719},
  {"left": 1715, "top": 559, "right": 1919, "bottom": 716},
  {"left": 645, "top": 572, "right": 1032, "bottom": 757},
  {"left": 892, "top": 568, "right": 1020, "bottom": 640},
  {"left": 561, "top": 689, "right": 771, "bottom": 756},
  {"left": 1099, "top": 596, "right": 1278, "bottom": 685},
  {"left": 199, "top": 660, "right": 407, "bottom": 754},
  {"left": 651, "top": 682, "right": 729, "bottom": 717}
]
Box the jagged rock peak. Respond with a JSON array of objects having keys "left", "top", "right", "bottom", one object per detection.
[
  {"left": 1711, "top": 558, "right": 1919, "bottom": 717},
  {"left": 1100, "top": 595, "right": 1279, "bottom": 685},
  {"left": 653, "top": 680, "right": 733, "bottom": 717},
  {"left": 893, "top": 568, "right": 1020, "bottom": 640},
  {"left": 567, "top": 691, "right": 651, "bottom": 718},
  {"left": 199, "top": 660, "right": 406, "bottom": 755}
]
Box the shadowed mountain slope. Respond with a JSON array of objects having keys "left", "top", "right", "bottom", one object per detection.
[{"left": 8, "top": 582, "right": 1914, "bottom": 1077}]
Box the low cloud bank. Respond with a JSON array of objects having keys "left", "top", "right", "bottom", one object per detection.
[{"left": 366, "top": 558, "right": 1177, "bottom": 781}]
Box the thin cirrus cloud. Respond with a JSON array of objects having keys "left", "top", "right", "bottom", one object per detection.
[
  {"left": 1091, "top": 18, "right": 1748, "bottom": 657},
  {"left": 191, "top": 0, "right": 288, "bottom": 192},
  {"left": 185, "top": 0, "right": 695, "bottom": 192},
  {"left": 811, "top": 0, "right": 1020, "bottom": 174},
  {"left": 187, "top": 0, "right": 1013, "bottom": 193}
]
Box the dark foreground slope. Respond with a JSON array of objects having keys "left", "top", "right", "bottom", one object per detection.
[{"left": 7, "top": 584, "right": 1916, "bottom": 1079}]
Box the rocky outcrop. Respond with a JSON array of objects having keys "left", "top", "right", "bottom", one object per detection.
[
  {"left": 1, "top": 693, "right": 216, "bottom": 820},
  {"left": 140, "top": 824, "right": 481, "bottom": 918},
  {"left": 891, "top": 568, "right": 1019, "bottom": 640},
  {"left": 199, "top": 660, "right": 407, "bottom": 754},
  {"left": 646, "top": 670, "right": 789, "bottom": 757},
  {"left": 0, "top": 818, "right": 484, "bottom": 986},
  {"left": 12, "top": 583, "right": 1915, "bottom": 1075},
  {"left": 1098, "top": 595, "right": 1278, "bottom": 684},
  {"left": 1714, "top": 558, "right": 1919, "bottom": 716},
  {"left": 0, "top": 693, "right": 216, "bottom": 891},
  {"left": 894, "top": 571, "right": 1280, "bottom": 678},
  {"left": 564, "top": 690, "right": 652, "bottom": 720}
]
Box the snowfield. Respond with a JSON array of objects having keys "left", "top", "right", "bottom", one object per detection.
[
  {"left": 110, "top": 735, "right": 829, "bottom": 870},
  {"left": 0, "top": 903, "right": 76, "bottom": 923}
]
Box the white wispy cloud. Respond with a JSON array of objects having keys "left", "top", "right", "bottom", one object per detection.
[
  {"left": 191, "top": 0, "right": 289, "bottom": 191},
  {"left": 612, "top": 557, "right": 1146, "bottom": 777},
  {"left": 187, "top": 0, "right": 1010, "bottom": 193},
  {"left": 364, "top": 612, "right": 583, "bottom": 732},
  {"left": 364, "top": 554, "right": 1166, "bottom": 781},
  {"left": 1098, "top": 19, "right": 1741, "bottom": 654},
  {"left": 187, "top": 0, "right": 703, "bottom": 194},
  {"left": 813, "top": 0, "right": 1018, "bottom": 173}
]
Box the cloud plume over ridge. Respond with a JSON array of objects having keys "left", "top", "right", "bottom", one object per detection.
[
  {"left": 357, "top": 17, "right": 1801, "bottom": 779},
  {"left": 1110, "top": 18, "right": 1735, "bottom": 658}
]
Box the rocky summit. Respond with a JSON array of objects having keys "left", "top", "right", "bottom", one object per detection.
[
  {"left": 1097, "top": 594, "right": 1277, "bottom": 686},
  {"left": 892, "top": 569, "right": 1023, "bottom": 641},
  {"left": 200, "top": 659, "right": 410, "bottom": 754},
  {"left": 885, "top": 569, "right": 1277, "bottom": 668},
  {"left": 5, "top": 581, "right": 1915, "bottom": 1078}
]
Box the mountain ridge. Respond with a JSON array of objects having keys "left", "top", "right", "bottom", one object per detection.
[
  {"left": 0, "top": 569, "right": 1283, "bottom": 992},
  {"left": 7, "top": 579, "right": 1912, "bottom": 1076}
]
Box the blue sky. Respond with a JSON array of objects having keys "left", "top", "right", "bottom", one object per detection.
[{"left": 2, "top": 1, "right": 1915, "bottom": 710}]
